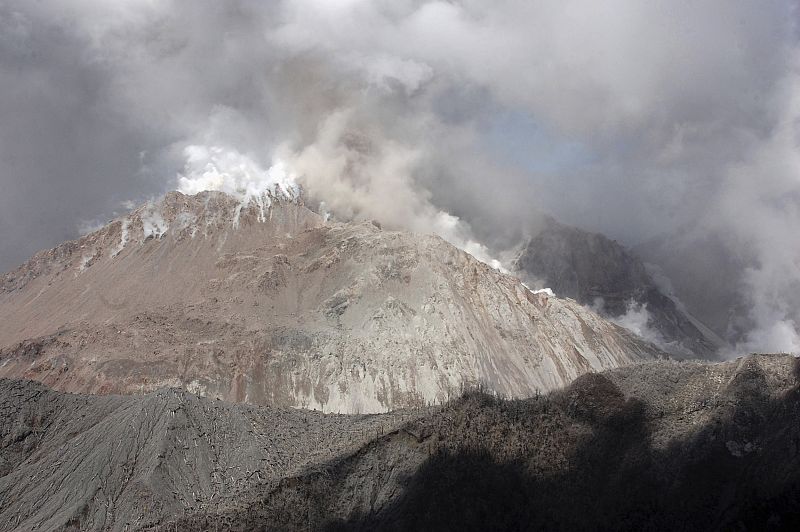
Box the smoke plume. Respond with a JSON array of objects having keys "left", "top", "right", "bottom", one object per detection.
[{"left": 1, "top": 0, "right": 798, "bottom": 354}]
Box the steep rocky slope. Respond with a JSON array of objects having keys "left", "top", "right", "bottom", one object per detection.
[
  {"left": 0, "top": 378, "right": 421, "bottom": 531},
  {"left": 0, "top": 191, "right": 660, "bottom": 413},
  {"left": 1, "top": 354, "right": 798, "bottom": 531},
  {"left": 514, "top": 217, "right": 722, "bottom": 357}
]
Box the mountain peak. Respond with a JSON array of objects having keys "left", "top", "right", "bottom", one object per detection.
[
  {"left": 0, "top": 190, "right": 661, "bottom": 413},
  {"left": 513, "top": 218, "right": 723, "bottom": 357}
]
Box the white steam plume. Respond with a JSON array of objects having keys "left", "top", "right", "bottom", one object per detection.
[
  {"left": 1, "top": 0, "right": 798, "bottom": 355},
  {"left": 177, "top": 145, "right": 299, "bottom": 202}
]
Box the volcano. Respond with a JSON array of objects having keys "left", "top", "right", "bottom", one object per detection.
[{"left": 0, "top": 191, "right": 660, "bottom": 413}]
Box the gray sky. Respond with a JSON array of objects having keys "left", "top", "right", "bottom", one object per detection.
[{"left": 1, "top": 0, "right": 799, "bottom": 352}]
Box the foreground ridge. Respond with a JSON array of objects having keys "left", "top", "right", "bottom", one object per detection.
[{"left": 1, "top": 354, "right": 798, "bottom": 531}]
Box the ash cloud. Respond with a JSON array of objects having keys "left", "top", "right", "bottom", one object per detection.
[{"left": 1, "top": 0, "right": 798, "bottom": 355}]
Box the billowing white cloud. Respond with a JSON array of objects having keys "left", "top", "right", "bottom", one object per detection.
[
  {"left": 177, "top": 145, "right": 299, "bottom": 201},
  {"left": 1, "top": 0, "right": 798, "bottom": 354}
]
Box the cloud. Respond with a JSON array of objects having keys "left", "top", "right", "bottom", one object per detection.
[
  {"left": 177, "top": 145, "right": 299, "bottom": 201},
  {"left": 602, "top": 300, "right": 667, "bottom": 351},
  {"left": 0, "top": 0, "right": 798, "bottom": 354}
]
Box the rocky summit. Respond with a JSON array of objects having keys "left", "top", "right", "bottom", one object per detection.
[
  {"left": 514, "top": 216, "right": 723, "bottom": 357},
  {"left": 0, "top": 191, "right": 660, "bottom": 414}
]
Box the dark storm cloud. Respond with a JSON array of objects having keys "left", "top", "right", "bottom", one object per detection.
[
  {"left": 1, "top": 0, "right": 798, "bottom": 353},
  {"left": 0, "top": 4, "right": 162, "bottom": 270}
]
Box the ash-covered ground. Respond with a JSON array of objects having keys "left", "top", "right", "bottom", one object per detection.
[{"left": 2, "top": 354, "right": 799, "bottom": 531}]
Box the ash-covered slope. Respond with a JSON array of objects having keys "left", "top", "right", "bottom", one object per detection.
[
  {"left": 163, "top": 354, "right": 800, "bottom": 531},
  {"left": 2, "top": 354, "right": 797, "bottom": 531},
  {"left": 514, "top": 217, "right": 722, "bottom": 357},
  {"left": 0, "top": 378, "right": 419, "bottom": 531},
  {"left": 0, "top": 191, "right": 660, "bottom": 413}
]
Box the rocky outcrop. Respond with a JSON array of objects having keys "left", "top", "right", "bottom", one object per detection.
[{"left": 0, "top": 191, "right": 660, "bottom": 413}]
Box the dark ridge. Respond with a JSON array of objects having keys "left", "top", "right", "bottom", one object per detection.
[
  {"left": 514, "top": 216, "right": 721, "bottom": 357},
  {"left": 157, "top": 355, "right": 800, "bottom": 532}
]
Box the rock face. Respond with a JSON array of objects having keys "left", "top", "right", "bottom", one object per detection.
[
  {"left": 0, "top": 378, "right": 422, "bottom": 532},
  {"left": 514, "top": 217, "right": 722, "bottom": 357},
  {"left": 0, "top": 191, "right": 660, "bottom": 413},
  {"left": 1, "top": 354, "right": 798, "bottom": 531}
]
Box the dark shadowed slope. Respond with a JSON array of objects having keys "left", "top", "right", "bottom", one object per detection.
[
  {"left": 515, "top": 216, "right": 723, "bottom": 357},
  {"left": 161, "top": 354, "right": 800, "bottom": 532}
]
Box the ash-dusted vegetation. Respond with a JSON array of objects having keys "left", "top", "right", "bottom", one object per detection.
[{"left": 156, "top": 354, "right": 800, "bottom": 531}]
